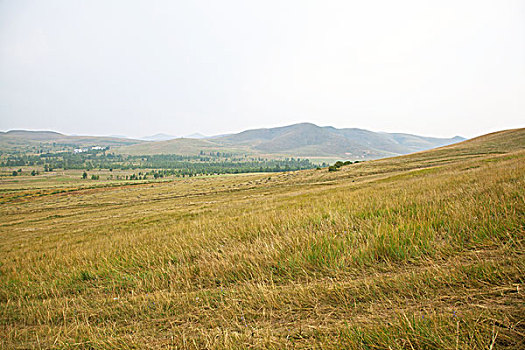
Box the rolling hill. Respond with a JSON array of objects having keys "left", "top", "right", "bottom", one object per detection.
[
  {"left": 1, "top": 124, "right": 464, "bottom": 160},
  {"left": 115, "top": 137, "right": 251, "bottom": 156},
  {"left": 0, "top": 130, "right": 142, "bottom": 151},
  {"left": 117, "top": 123, "right": 465, "bottom": 159}
]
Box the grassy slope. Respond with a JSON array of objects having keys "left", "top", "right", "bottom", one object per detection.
[
  {"left": 0, "top": 129, "right": 523, "bottom": 349},
  {"left": 115, "top": 138, "right": 254, "bottom": 156}
]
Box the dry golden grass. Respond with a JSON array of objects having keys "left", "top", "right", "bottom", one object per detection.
[{"left": 0, "top": 129, "right": 524, "bottom": 349}]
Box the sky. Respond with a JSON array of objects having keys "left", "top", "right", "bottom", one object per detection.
[{"left": 0, "top": 0, "right": 524, "bottom": 139}]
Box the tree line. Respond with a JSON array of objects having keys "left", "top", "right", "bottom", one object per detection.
[{"left": 2, "top": 150, "right": 319, "bottom": 176}]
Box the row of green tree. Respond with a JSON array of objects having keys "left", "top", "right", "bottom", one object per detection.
[{"left": 2, "top": 151, "right": 319, "bottom": 175}]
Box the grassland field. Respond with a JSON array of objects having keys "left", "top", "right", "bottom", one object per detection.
[{"left": 0, "top": 129, "right": 524, "bottom": 349}]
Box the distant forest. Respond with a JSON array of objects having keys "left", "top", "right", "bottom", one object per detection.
[{"left": 1, "top": 149, "right": 319, "bottom": 176}]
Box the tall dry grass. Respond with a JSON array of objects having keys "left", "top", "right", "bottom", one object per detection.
[{"left": 1, "top": 130, "right": 524, "bottom": 349}]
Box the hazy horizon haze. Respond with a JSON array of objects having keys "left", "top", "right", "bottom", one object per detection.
[{"left": 1, "top": 1, "right": 524, "bottom": 139}]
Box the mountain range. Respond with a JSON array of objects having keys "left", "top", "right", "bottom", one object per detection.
[
  {"left": 117, "top": 123, "right": 465, "bottom": 159},
  {"left": 0, "top": 123, "right": 465, "bottom": 160},
  {"left": 140, "top": 133, "right": 177, "bottom": 141}
]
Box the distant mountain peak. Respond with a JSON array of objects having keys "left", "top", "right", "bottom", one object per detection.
[
  {"left": 185, "top": 133, "right": 207, "bottom": 139},
  {"left": 141, "top": 133, "right": 177, "bottom": 141}
]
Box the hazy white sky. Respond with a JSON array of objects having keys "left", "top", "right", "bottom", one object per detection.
[{"left": 1, "top": 0, "right": 524, "bottom": 138}]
